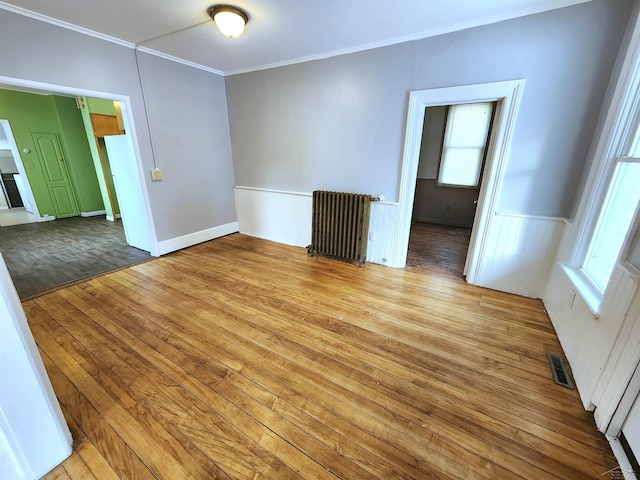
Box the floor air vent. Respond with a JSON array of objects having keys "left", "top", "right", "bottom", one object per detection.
[{"left": 547, "top": 354, "right": 574, "bottom": 389}]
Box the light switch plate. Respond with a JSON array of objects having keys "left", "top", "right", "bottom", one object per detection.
[{"left": 151, "top": 168, "right": 163, "bottom": 181}]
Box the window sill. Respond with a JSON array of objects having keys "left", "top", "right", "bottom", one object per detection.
[{"left": 560, "top": 264, "right": 602, "bottom": 319}]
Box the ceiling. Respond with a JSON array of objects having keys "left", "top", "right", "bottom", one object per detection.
[{"left": 0, "top": 0, "right": 593, "bottom": 76}]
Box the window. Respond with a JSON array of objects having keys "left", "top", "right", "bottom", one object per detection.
[
  {"left": 438, "top": 102, "right": 493, "bottom": 187},
  {"left": 581, "top": 159, "right": 640, "bottom": 292}
]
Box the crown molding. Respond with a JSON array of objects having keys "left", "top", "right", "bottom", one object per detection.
[
  {"left": 0, "top": 1, "right": 134, "bottom": 48},
  {"left": 224, "top": 0, "right": 591, "bottom": 76},
  {"left": 134, "top": 47, "right": 224, "bottom": 76}
]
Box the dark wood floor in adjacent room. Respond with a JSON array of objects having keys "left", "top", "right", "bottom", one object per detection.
[
  {"left": 29, "top": 233, "right": 618, "bottom": 479},
  {"left": 406, "top": 221, "right": 471, "bottom": 277},
  {"left": 0, "top": 216, "right": 151, "bottom": 299}
]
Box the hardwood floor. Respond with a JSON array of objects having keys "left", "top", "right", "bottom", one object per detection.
[
  {"left": 406, "top": 222, "right": 471, "bottom": 276},
  {"left": 29, "top": 233, "right": 618, "bottom": 479}
]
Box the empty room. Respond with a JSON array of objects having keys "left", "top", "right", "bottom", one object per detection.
[{"left": 2, "top": 1, "right": 640, "bottom": 479}]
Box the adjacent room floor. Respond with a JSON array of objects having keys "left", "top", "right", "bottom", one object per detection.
[
  {"left": 0, "top": 215, "right": 151, "bottom": 299},
  {"left": 407, "top": 221, "right": 472, "bottom": 277},
  {"left": 33, "top": 233, "right": 618, "bottom": 479}
]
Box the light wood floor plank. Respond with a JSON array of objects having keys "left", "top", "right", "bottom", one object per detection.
[{"left": 27, "top": 233, "right": 618, "bottom": 479}]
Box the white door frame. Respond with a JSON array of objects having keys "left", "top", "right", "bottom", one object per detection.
[
  {"left": 0, "top": 75, "right": 159, "bottom": 256},
  {"left": 0, "top": 252, "right": 72, "bottom": 479},
  {"left": 0, "top": 120, "right": 40, "bottom": 218},
  {"left": 393, "top": 80, "right": 526, "bottom": 280}
]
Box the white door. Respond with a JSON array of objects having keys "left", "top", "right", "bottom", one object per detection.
[{"left": 104, "top": 135, "right": 152, "bottom": 253}]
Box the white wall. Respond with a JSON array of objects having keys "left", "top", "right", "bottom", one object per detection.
[
  {"left": 544, "top": 223, "right": 640, "bottom": 425},
  {"left": 0, "top": 10, "right": 236, "bottom": 245},
  {"left": 226, "top": 0, "right": 631, "bottom": 218},
  {"left": 0, "top": 253, "right": 72, "bottom": 479}
]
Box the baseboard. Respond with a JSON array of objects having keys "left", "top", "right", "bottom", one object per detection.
[
  {"left": 157, "top": 222, "right": 239, "bottom": 255},
  {"left": 40, "top": 215, "right": 56, "bottom": 222},
  {"left": 105, "top": 214, "right": 122, "bottom": 222},
  {"left": 412, "top": 216, "right": 473, "bottom": 228},
  {"left": 80, "top": 210, "right": 106, "bottom": 217}
]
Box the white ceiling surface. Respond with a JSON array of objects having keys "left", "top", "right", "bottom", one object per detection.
[{"left": 1, "top": 0, "right": 593, "bottom": 75}]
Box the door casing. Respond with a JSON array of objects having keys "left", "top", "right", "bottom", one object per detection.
[{"left": 394, "top": 80, "right": 526, "bottom": 285}]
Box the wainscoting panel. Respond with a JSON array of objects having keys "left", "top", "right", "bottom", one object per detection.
[
  {"left": 235, "top": 186, "right": 400, "bottom": 266},
  {"left": 474, "top": 213, "right": 565, "bottom": 298},
  {"left": 365, "top": 200, "right": 400, "bottom": 267},
  {"left": 545, "top": 258, "right": 640, "bottom": 417},
  {"left": 235, "top": 187, "right": 312, "bottom": 248}
]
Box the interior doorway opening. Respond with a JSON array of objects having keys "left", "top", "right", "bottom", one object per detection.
[
  {"left": 0, "top": 78, "right": 158, "bottom": 298},
  {"left": 407, "top": 102, "right": 496, "bottom": 277},
  {"left": 394, "top": 80, "right": 526, "bottom": 287}
]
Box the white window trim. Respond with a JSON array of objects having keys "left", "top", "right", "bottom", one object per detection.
[{"left": 563, "top": 11, "right": 640, "bottom": 316}]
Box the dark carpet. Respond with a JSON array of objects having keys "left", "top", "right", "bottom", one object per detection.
[{"left": 0, "top": 216, "right": 151, "bottom": 299}]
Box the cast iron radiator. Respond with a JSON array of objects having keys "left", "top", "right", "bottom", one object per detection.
[{"left": 307, "top": 190, "right": 378, "bottom": 266}]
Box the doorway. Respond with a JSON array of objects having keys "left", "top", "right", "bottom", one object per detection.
[
  {"left": 407, "top": 102, "right": 495, "bottom": 276},
  {"left": 393, "top": 80, "right": 526, "bottom": 286},
  {"left": 0, "top": 78, "right": 158, "bottom": 298},
  {"left": 0, "top": 120, "right": 40, "bottom": 227}
]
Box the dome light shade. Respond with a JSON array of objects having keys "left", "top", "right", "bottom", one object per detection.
[{"left": 208, "top": 5, "right": 249, "bottom": 39}]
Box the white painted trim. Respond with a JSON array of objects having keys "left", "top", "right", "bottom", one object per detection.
[
  {"left": 0, "top": 253, "right": 72, "bottom": 478},
  {"left": 156, "top": 222, "right": 239, "bottom": 255},
  {"left": 105, "top": 214, "right": 122, "bottom": 222},
  {"left": 496, "top": 212, "right": 569, "bottom": 223},
  {"left": 134, "top": 46, "right": 224, "bottom": 76},
  {"left": 235, "top": 185, "right": 391, "bottom": 203},
  {"left": 395, "top": 80, "right": 526, "bottom": 275},
  {"left": 606, "top": 435, "right": 638, "bottom": 480},
  {"left": 80, "top": 210, "right": 106, "bottom": 217},
  {"left": 566, "top": 10, "right": 640, "bottom": 269},
  {"left": 0, "top": 2, "right": 133, "bottom": 48},
  {"left": 0, "top": 0, "right": 591, "bottom": 78},
  {"left": 235, "top": 185, "right": 312, "bottom": 198},
  {"left": 223, "top": 0, "right": 590, "bottom": 76},
  {"left": 607, "top": 359, "right": 640, "bottom": 437},
  {"left": 0, "top": 76, "right": 160, "bottom": 256}
]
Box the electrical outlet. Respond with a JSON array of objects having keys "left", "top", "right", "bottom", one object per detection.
[{"left": 150, "top": 168, "right": 163, "bottom": 181}]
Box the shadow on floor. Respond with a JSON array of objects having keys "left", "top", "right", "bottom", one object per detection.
[{"left": 0, "top": 216, "right": 151, "bottom": 299}]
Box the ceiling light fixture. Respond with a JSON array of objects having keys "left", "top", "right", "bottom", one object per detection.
[{"left": 208, "top": 5, "right": 249, "bottom": 39}]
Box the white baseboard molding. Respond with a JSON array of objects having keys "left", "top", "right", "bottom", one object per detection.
[
  {"left": 40, "top": 215, "right": 55, "bottom": 222},
  {"left": 80, "top": 210, "right": 106, "bottom": 217},
  {"left": 157, "top": 222, "right": 239, "bottom": 255},
  {"left": 412, "top": 216, "right": 473, "bottom": 228},
  {"left": 105, "top": 214, "right": 122, "bottom": 222}
]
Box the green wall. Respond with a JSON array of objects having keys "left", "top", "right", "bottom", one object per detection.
[
  {"left": 53, "top": 96, "right": 105, "bottom": 212},
  {"left": 86, "top": 97, "right": 117, "bottom": 115},
  {"left": 79, "top": 97, "right": 121, "bottom": 218},
  {"left": 0, "top": 89, "right": 104, "bottom": 217}
]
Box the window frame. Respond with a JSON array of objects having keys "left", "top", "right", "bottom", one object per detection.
[
  {"left": 436, "top": 102, "right": 494, "bottom": 189},
  {"left": 564, "top": 38, "right": 640, "bottom": 316},
  {"left": 579, "top": 156, "right": 640, "bottom": 292}
]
